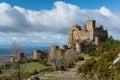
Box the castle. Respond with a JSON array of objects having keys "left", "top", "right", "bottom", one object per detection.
[{"left": 68, "top": 20, "right": 108, "bottom": 52}]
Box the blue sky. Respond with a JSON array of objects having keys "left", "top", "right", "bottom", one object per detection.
[
  {"left": 0, "top": 0, "right": 120, "bottom": 46},
  {"left": 0, "top": 0, "right": 119, "bottom": 11}
]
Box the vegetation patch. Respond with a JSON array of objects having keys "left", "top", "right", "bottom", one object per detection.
[{"left": 77, "top": 38, "right": 120, "bottom": 80}]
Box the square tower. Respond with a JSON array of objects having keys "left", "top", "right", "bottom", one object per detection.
[{"left": 86, "top": 20, "right": 96, "bottom": 32}]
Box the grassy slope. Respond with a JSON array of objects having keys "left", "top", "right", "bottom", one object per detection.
[{"left": 2, "top": 62, "right": 51, "bottom": 76}]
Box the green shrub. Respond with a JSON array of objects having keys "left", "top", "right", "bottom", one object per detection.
[
  {"left": 77, "top": 67, "right": 82, "bottom": 73},
  {"left": 77, "top": 38, "right": 120, "bottom": 79},
  {"left": 77, "top": 56, "right": 84, "bottom": 61},
  {"left": 31, "top": 69, "right": 39, "bottom": 75},
  {"left": 78, "top": 58, "right": 96, "bottom": 74},
  {"left": 40, "top": 59, "right": 48, "bottom": 65},
  {"left": 45, "top": 64, "right": 52, "bottom": 66},
  {"left": 39, "top": 67, "right": 53, "bottom": 72},
  {"left": 0, "top": 75, "right": 13, "bottom": 80},
  {"left": 23, "top": 72, "right": 32, "bottom": 78},
  {"left": 29, "top": 59, "right": 39, "bottom": 62}
]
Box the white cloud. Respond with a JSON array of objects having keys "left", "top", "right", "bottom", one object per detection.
[
  {"left": 0, "top": 32, "right": 68, "bottom": 46},
  {"left": 99, "top": 6, "right": 112, "bottom": 16},
  {"left": 0, "top": 1, "right": 120, "bottom": 45}
]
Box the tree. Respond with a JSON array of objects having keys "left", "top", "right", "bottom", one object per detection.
[
  {"left": 48, "top": 45, "right": 63, "bottom": 70},
  {"left": 64, "top": 49, "right": 77, "bottom": 68},
  {"left": 11, "top": 40, "right": 21, "bottom": 56},
  {"left": 7, "top": 40, "right": 26, "bottom": 80}
]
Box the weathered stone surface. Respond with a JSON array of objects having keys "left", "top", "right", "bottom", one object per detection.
[
  {"left": 68, "top": 20, "right": 108, "bottom": 48},
  {"left": 18, "top": 52, "right": 24, "bottom": 60},
  {"left": 59, "top": 45, "right": 68, "bottom": 51},
  {"left": 33, "top": 50, "right": 47, "bottom": 60},
  {"left": 33, "top": 50, "right": 41, "bottom": 60}
]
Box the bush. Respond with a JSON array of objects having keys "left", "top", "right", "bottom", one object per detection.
[
  {"left": 23, "top": 72, "right": 32, "bottom": 78},
  {"left": 40, "top": 59, "right": 48, "bottom": 65},
  {"left": 77, "top": 67, "right": 82, "bottom": 73},
  {"left": 77, "top": 38, "right": 120, "bottom": 79},
  {"left": 29, "top": 59, "right": 39, "bottom": 62},
  {"left": 31, "top": 69, "right": 39, "bottom": 75},
  {"left": 39, "top": 67, "right": 53, "bottom": 72},
  {"left": 45, "top": 64, "right": 52, "bottom": 66},
  {"left": 0, "top": 76, "right": 13, "bottom": 80},
  {"left": 77, "top": 56, "right": 84, "bottom": 61},
  {"left": 78, "top": 58, "right": 96, "bottom": 74}
]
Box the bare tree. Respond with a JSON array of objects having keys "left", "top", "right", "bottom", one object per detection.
[
  {"left": 64, "top": 48, "right": 77, "bottom": 68},
  {"left": 48, "top": 45, "right": 63, "bottom": 70},
  {"left": 48, "top": 45, "right": 78, "bottom": 70},
  {"left": 8, "top": 40, "right": 26, "bottom": 80},
  {"left": 11, "top": 40, "right": 21, "bottom": 57}
]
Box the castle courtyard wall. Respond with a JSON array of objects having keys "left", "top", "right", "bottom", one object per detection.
[
  {"left": 73, "top": 30, "right": 90, "bottom": 42},
  {"left": 83, "top": 44, "right": 97, "bottom": 51},
  {"left": 94, "top": 28, "right": 108, "bottom": 41}
]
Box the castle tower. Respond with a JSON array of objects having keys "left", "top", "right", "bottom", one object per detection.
[
  {"left": 95, "top": 37, "right": 100, "bottom": 47},
  {"left": 33, "top": 50, "right": 41, "bottom": 60},
  {"left": 76, "top": 43, "right": 84, "bottom": 53},
  {"left": 68, "top": 24, "right": 82, "bottom": 48},
  {"left": 18, "top": 52, "right": 24, "bottom": 60},
  {"left": 86, "top": 20, "right": 96, "bottom": 41},
  {"left": 86, "top": 20, "right": 95, "bottom": 32}
]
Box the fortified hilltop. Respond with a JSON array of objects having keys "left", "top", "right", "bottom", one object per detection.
[{"left": 68, "top": 20, "right": 108, "bottom": 52}]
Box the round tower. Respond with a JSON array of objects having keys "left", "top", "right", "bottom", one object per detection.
[{"left": 33, "top": 50, "right": 41, "bottom": 60}]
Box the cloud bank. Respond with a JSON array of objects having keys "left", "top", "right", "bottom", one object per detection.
[{"left": 0, "top": 1, "right": 120, "bottom": 45}]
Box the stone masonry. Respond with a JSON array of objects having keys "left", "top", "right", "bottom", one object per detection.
[{"left": 68, "top": 20, "right": 108, "bottom": 48}]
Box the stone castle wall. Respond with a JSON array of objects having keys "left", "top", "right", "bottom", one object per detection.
[
  {"left": 68, "top": 20, "right": 108, "bottom": 48},
  {"left": 83, "top": 44, "right": 97, "bottom": 51},
  {"left": 75, "top": 43, "right": 97, "bottom": 53},
  {"left": 94, "top": 27, "right": 108, "bottom": 41},
  {"left": 73, "top": 30, "right": 90, "bottom": 41}
]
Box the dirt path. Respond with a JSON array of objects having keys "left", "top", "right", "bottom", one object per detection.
[
  {"left": 57, "top": 61, "right": 85, "bottom": 80},
  {"left": 57, "top": 71, "right": 76, "bottom": 80}
]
